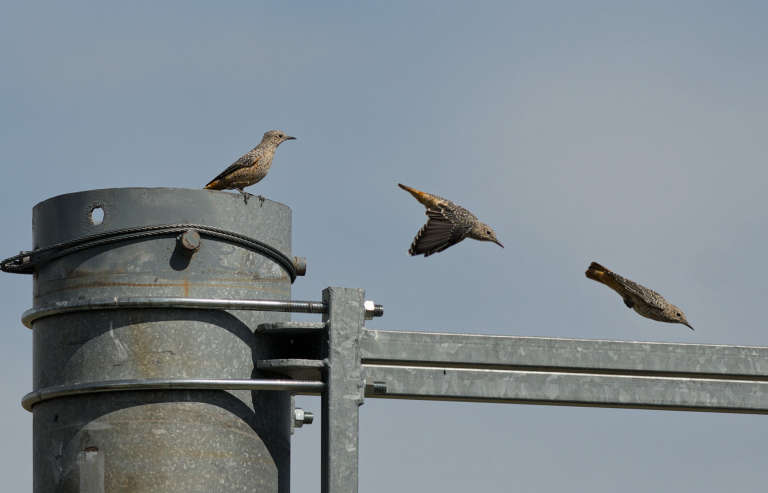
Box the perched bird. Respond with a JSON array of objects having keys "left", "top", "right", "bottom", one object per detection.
[
  {"left": 585, "top": 261, "right": 694, "bottom": 330},
  {"left": 398, "top": 183, "right": 503, "bottom": 257},
  {"left": 204, "top": 129, "right": 296, "bottom": 203}
]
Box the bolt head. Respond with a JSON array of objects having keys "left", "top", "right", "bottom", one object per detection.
[
  {"left": 292, "top": 256, "right": 307, "bottom": 276},
  {"left": 364, "top": 300, "right": 384, "bottom": 319},
  {"left": 179, "top": 229, "right": 201, "bottom": 252},
  {"left": 294, "top": 408, "right": 314, "bottom": 428}
]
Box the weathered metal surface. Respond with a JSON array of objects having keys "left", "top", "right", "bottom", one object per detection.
[
  {"left": 361, "top": 329, "right": 768, "bottom": 379},
  {"left": 28, "top": 188, "right": 295, "bottom": 493},
  {"left": 321, "top": 287, "right": 365, "bottom": 493},
  {"left": 362, "top": 365, "right": 768, "bottom": 414},
  {"left": 34, "top": 392, "right": 284, "bottom": 492},
  {"left": 32, "top": 188, "right": 293, "bottom": 307}
]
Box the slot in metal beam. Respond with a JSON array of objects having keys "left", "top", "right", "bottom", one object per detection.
[{"left": 362, "top": 365, "right": 768, "bottom": 414}]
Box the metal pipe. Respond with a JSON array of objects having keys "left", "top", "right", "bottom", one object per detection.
[{"left": 26, "top": 188, "right": 299, "bottom": 493}]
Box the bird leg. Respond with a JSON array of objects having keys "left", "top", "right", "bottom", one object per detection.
[{"left": 237, "top": 188, "right": 250, "bottom": 204}]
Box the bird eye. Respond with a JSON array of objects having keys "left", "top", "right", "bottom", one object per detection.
[
  {"left": 486, "top": 230, "right": 491, "bottom": 234},
  {"left": 676, "top": 312, "right": 681, "bottom": 317}
]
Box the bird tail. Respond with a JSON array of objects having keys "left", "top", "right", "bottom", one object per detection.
[
  {"left": 585, "top": 261, "right": 612, "bottom": 283},
  {"left": 585, "top": 262, "right": 631, "bottom": 298},
  {"left": 398, "top": 183, "right": 441, "bottom": 209},
  {"left": 204, "top": 179, "right": 223, "bottom": 190}
]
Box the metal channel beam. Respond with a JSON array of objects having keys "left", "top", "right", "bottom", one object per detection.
[
  {"left": 361, "top": 329, "right": 768, "bottom": 379},
  {"left": 321, "top": 287, "right": 366, "bottom": 493},
  {"left": 363, "top": 365, "right": 768, "bottom": 414}
]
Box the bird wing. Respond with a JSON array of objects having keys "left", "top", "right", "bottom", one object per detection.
[
  {"left": 408, "top": 207, "right": 470, "bottom": 256},
  {"left": 206, "top": 153, "right": 260, "bottom": 186},
  {"left": 615, "top": 277, "right": 667, "bottom": 312}
]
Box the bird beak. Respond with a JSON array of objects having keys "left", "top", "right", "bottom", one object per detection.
[
  {"left": 684, "top": 322, "right": 694, "bottom": 331},
  {"left": 493, "top": 239, "right": 504, "bottom": 248},
  {"left": 285, "top": 136, "right": 297, "bottom": 141}
]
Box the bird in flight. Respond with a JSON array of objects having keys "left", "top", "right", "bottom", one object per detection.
[
  {"left": 398, "top": 183, "right": 503, "bottom": 257},
  {"left": 585, "top": 261, "right": 694, "bottom": 330}
]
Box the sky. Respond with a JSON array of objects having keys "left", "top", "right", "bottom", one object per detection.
[{"left": 2, "top": 1, "right": 767, "bottom": 491}]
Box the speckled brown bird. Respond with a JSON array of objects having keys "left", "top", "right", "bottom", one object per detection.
[
  {"left": 204, "top": 129, "right": 296, "bottom": 203},
  {"left": 398, "top": 183, "right": 503, "bottom": 256},
  {"left": 585, "top": 261, "right": 694, "bottom": 330}
]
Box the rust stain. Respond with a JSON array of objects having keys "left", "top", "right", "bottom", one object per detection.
[{"left": 182, "top": 278, "right": 189, "bottom": 297}]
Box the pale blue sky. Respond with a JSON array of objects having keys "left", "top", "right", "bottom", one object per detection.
[{"left": 2, "top": 1, "right": 767, "bottom": 491}]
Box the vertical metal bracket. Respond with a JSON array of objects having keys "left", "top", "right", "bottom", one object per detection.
[{"left": 321, "top": 287, "right": 365, "bottom": 493}]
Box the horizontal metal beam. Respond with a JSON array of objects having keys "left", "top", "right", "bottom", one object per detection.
[
  {"left": 363, "top": 365, "right": 768, "bottom": 414},
  {"left": 22, "top": 378, "right": 325, "bottom": 411},
  {"left": 361, "top": 329, "right": 768, "bottom": 380}
]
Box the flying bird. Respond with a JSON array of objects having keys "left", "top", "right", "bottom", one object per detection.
[
  {"left": 585, "top": 261, "right": 694, "bottom": 330},
  {"left": 398, "top": 183, "right": 503, "bottom": 257},
  {"left": 204, "top": 129, "right": 296, "bottom": 203}
]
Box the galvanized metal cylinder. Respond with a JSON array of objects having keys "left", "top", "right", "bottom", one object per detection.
[{"left": 29, "top": 188, "right": 294, "bottom": 492}]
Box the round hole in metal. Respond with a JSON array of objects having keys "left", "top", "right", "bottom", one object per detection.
[{"left": 89, "top": 206, "right": 104, "bottom": 225}]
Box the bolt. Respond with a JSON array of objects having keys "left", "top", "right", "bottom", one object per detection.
[
  {"left": 368, "top": 381, "right": 387, "bottom": 394},
  {"left": 294, "top": 408, "right": 314, "bottom": 428},
  {"left": 364, "top": 300, "right": 384, "bottom": 320},
  {"left": 178, "top": 229, "right": 201, "bottom": 253},
  {"left": 292, "top": 256, "right": 307, "bottom": 276}
]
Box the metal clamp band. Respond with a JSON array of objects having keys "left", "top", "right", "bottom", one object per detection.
[{"left": 21, "top": 378, "right": 326, "bottom": 412}]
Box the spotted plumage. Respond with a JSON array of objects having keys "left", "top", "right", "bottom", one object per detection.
[
  {"left": 204, "top": 129, "right": 295, "bottom": 203},
  {"left": 398, "top": 183, "right": 503, "bottom": 256},
  {"left": 585, "top": 261, "right": 694, "bottom": 330}
]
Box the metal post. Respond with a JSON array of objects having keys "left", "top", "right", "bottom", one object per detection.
[
  {"left": 321, "top": 287, "right": 366, "bottom": 493},
  {"left": 25, "top": 188, "right": 297, "bottom": 492}
]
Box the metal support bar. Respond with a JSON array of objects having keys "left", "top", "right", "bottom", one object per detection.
[
  {"left": 23, "top": 297, "right": 383, "bottom": 328},
  {"left": 21, "top": 378, "right": 325, "bottom": 411},
  {"left": 360, "top": 329, "right": 768, "bottom": 380},
  {"left": 362, "top": 365, "right": 768, "bottom": 414},
  {"left": 22, "top": 297, "right": 328, "bottom": 327},
  {"left": 321, "top": 287, "right": 366, "bottom": 493}
]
